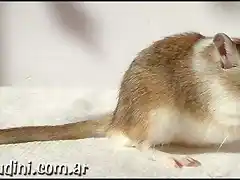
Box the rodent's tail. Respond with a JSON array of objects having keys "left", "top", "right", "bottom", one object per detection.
[{"left": 0, "top": 113, "right": 112, "bottom": 145}]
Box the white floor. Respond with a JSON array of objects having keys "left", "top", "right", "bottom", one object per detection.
[{"left": 0, "top": 87, "right": 240, "bottom": 178}]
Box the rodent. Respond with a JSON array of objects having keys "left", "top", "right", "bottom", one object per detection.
[{"left": 1, "top": 32, "right": 240, "bottom": 168}]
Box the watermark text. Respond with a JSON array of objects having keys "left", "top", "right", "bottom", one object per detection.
[{"left": 0, "top": 160, "right": 89, "bottom": 177}]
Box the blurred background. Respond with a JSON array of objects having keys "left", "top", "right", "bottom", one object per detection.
[{"left": 0, "top": 2, "right": 240, "bottom": 90}]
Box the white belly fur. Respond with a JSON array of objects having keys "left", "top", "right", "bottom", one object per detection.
[{"left": 147, "top": 107, "right": 240, "bottom": 147}]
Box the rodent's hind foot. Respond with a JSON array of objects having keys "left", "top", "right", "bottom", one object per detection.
[
  {"left": 170, "top": 156, "right": 201, "bottom": 168},
  {"left": 136, "top": 142, "right": 201, "bottom": 168}
]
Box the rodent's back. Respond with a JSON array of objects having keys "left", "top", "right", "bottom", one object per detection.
[{"left": 108, "top": 32, "right": 210, "bottom": 142}]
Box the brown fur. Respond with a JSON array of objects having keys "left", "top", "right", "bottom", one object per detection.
[
  {"left": 0, "top": 32, "right": 236, "bottom": 146},
  {"left": 107, "top": 32, "right": 210, "bottom": 144}
]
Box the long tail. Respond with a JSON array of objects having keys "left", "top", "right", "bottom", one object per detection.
[{"left": 0, "top": 113, "right": 112, "bottom": 145}]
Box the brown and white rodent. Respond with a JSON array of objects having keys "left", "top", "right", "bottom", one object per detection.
[{"left": 1, "top": 32, "right": 240, "bottom": 168}]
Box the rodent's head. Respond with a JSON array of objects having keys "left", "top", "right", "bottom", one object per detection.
[{"left": 209, "top": 33, "right": 240, "bottom": 126}]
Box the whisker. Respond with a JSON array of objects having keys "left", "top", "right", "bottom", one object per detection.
[
  {"left": 216, "top": 135, "right": 228, "bottom": 152},
  {"left": 151, "top": 144, "right": 157, "bottom": 161}
]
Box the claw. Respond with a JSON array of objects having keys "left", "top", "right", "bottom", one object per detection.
[
  {"left": 171, "top": 156, "right": 201, "bottom": 168},
  {"left": 172, "top": 158, "right": 184, "bottom": 168}
]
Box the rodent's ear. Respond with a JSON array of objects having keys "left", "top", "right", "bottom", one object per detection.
[{"left": 213, "top": 33, "right": 238, "bottom": 69}]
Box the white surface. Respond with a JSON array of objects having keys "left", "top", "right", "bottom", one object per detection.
[
  {"left": 1, "top": 87, "right": 240, "bottom": 177},
  {"left": 2, "top": 2, "right": 240, "bottom": 88}
]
